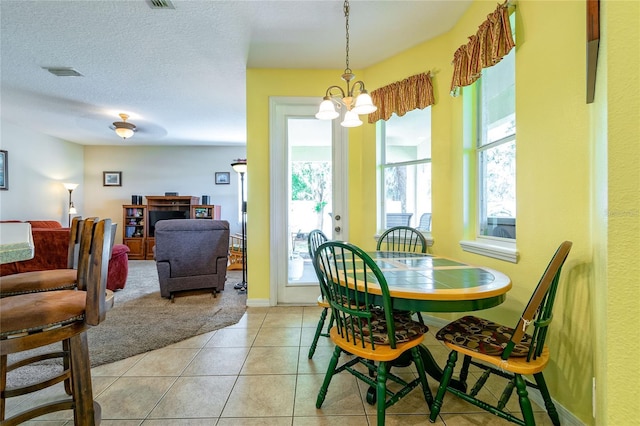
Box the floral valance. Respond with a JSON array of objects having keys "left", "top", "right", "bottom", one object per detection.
[
  {"left": 367, "top": 72, "right": 434, "bottom": 123},
  {"left": 450, "top": 0, "right": 515, "bottom": 96}
]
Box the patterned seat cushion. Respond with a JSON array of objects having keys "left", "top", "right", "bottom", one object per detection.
[
  {"left": 347, "top": 307, "right": 428, "bottom": 345},
  {"left": 435, "top": 315, "right": 533, "bottom": 357}
]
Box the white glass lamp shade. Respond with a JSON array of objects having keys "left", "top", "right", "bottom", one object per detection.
[
  {"left": 69, "top": 205, "right": 77, "bottom": 215},
  {"left": 114, "top": 126, "right": 135, "bottom": 139},
  {"left": 353, "top": 92, "right": 377, "bottom": 115},
  {"left": 315, "top": 99, "right": 340, "bottom": 120},
  {"left": 231, "top": 161, "right": 247, "bottom": 174},
  {"left": 112, "top": 113, "right": 136, "bottom": 139},
  {"left": 341, "top": 109, "right": 363, "bottom": 127},
  {"left": 63, "top": 183, "right": 78, "bottom": 191}
]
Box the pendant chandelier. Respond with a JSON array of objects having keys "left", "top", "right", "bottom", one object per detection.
[{"left": 315, "top": 0, "right": 377, "bottom": 128}]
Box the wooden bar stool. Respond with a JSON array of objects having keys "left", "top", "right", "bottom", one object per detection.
[
  {"left": 0, "top": 218, "right": 112, "bottom": 425},
  {"left": 0, "top": 217, "right": 90, "bottom": 298}
]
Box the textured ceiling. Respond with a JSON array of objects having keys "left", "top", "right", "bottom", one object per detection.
[{"left": 0, "top": 0, "right": 470, "bottom": 146}]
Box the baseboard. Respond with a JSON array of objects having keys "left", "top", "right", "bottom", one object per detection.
[
  {"left": 246, "top": 298, "right": 270, "bottom": 307},
  {"left": 422, "top": 315, "right": 585, "bottom": 426}
]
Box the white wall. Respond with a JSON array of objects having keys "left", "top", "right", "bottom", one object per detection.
[
  {"left": 0, "top": 119, "right": 84, "bottom": 224},
  {"left": 0, "top": 119, "right": 246, "bottom": 241},
  {"left": 83, "top": 145, "right": 246, "bottom": 243}
]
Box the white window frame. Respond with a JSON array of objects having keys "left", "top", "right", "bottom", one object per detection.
[
  {"left": 460, "top": 19, "right": 518, "bottom": 263},
  {"left": 378, "top": 108, "right": 433, "bottom": 246}
]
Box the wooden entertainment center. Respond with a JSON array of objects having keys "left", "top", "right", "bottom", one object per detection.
[{"left": 122, "top": 195, "right": 222, "bottom": 260}]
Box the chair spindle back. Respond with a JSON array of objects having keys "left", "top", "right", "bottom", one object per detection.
[
  {"left": 315, "top": 241, "right": 398, "bottom": 350},
  {"left": 377, "top": 226, "right": 427, "bottom": 253},
  {"left": 307, "top": 229, "right": 329, "bottom": 260}
]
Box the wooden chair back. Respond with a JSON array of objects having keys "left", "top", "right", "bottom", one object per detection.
[
  {"left": 504, "top": 241, "right": 572, "bottom": 361},
  {"left": 377, "top": 226, "right": 427, "bottom": 253},
  {"left": 307, "top": 229, "right": 328, "bottom": 259},
  {"left": 315, "top": 241, "right": 399, "bottom": 350},
  {"left": 81, "top": 218, "right": 113, "bottom": 325},
  {"left": 66, "top": 216, "right": 83, "bottom": 269}
]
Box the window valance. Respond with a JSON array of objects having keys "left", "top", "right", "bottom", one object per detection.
[
  {"left": 450, "top": 0, "right": 515, "bottom": 96},
  {"left": 367, "top": 72, "right": 434, "bottom": 123}
]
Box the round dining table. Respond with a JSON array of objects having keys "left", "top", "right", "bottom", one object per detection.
[
  {"left": 351, "top": 251, "right": 513, "bottom": 391},
  {"left": 363, "top": 251, "right": 512, "bottom": 313}
]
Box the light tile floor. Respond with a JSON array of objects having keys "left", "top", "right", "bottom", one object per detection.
[{"left": 6, "top": 306, "right": 553, "bottom": 425}]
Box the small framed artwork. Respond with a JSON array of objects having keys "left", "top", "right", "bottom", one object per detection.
[
  {"left": 103, "top": 171, "right": 122, "bottom": 187},
  {"left": 0, "top": 150, "right": 7, "bottom": 190},
  {"left": 215, "top": 172, "right": 230, "bottom": 185}
]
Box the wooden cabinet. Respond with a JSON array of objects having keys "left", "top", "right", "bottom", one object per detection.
[
  {"left": 124, "top": 197, "right": 208, "bottom": 260},
  {"left": 145, "top": 195, "right": 200, "bottom": 259},
  {"left": 122, "top": 205, "right": 147, "bottom": 259},
  {"left": 191, "top": 205, "right": 221, "bottom": 220}
]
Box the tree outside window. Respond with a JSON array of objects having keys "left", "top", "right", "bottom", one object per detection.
[{"left": 291, "top": 161, "right": 331, "bottom": 231}]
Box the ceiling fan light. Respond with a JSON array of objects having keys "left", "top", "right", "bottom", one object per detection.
[
  {"left": 341, "top": 109, "right": 362, "bottom": 127},
  {"left": 315, "top": 99, "right": 340, "bottom": 120},
  {"left": 353, "top": 92, "right": 377, "bottom": 115},
  {"left": 112, "top": 114, "right": 137, "bottom": 139},
  {"left": 114, "top": 124, "right": 135, "bottom": 139}
]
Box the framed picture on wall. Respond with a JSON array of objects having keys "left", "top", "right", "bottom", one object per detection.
[
  {"left": 0, "top": 150, "right": 7, "bottom": 190},
  {"left": 103, "top": 171, "right": 122, "bottom": 187},
  {"left": 215, "top": 172, "right": 230, "bottom": 185}
]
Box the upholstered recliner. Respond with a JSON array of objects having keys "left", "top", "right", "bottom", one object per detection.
[{"left": 154, "top": 219, "right": 230, "bottom": 300}]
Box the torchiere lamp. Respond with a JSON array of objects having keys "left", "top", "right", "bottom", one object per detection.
[
  {"left": 63, "top": 183, "right": 78, "bottom": 227},
  {"left": 231, "top": 159, "right": 247, "bottom": 292}
]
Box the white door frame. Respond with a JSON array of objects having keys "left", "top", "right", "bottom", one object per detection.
[{"left": 269, "top": 96, "right": 349, "bottom": 306}]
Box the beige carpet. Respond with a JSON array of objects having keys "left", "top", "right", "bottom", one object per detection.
[{"left": 6, "top": 260, "right": 247, "bottom": 387}]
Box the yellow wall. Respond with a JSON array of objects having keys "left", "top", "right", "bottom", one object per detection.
[
  {"left": 598, "top": 1, "right": 640, "bottom": 423},
  {"left": 246, "top": 0, "right": 639, "bottom": 423},
  {"left": 245, "top": 68, "right": 366, "bottom": 301}
]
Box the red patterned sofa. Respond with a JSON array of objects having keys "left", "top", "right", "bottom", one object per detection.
[{"left": 0, "top": 220, "right": 130, "bottom": 291}]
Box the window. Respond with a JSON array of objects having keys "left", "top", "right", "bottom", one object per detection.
[
  {"left": 379, "top": 108, "right": 432, "bottom": 232},
  {"left": 477, "top": 48, "right": 516, "bottom": 240}
]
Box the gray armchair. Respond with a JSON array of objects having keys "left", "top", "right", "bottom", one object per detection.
[{"left": 154, "top": 219, "right": 230, "bottom": 301}]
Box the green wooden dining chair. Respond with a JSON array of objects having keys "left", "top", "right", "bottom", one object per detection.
[
  {"left": 306, "top": 229, "right": 332, "bottom": 359},
  {"left": 428, "top": 241, "right": 572, "bottom": 426},
  {"left": 377, "top": 225, "right": 427, "bottom": 253},
  {"left": 314, "top": 241, "right": 432, "bottom": 426},
  {"left": 376, "top": 225, "right": 427, "bottom": 324}
]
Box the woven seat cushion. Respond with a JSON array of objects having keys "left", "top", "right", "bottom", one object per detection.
[
  {"left": 347, "top": 307, "right": 428, "bottom": 345},
  {"left": 436, "top": 315, "right": 533, "bottom": 357}
]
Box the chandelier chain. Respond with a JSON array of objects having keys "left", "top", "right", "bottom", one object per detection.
[
  {"left": 315, "top": 0, "right": 376, "bottom": 126},
  {"left": 344, "top": 0, "right": 350, "bottom": 72}
]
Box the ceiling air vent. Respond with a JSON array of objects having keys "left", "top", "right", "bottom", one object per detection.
[
  {"left": 43, "top": 67, "right": 83, "bottom": 77},
  {"left": 146, "top": 0, "right": 175, "bottom": 9}
]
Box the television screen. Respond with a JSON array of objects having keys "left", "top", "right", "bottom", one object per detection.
[{"left": 148, "top": 210, "right": 188, "bottom": 236}]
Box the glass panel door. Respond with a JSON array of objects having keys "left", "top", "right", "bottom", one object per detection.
[
  {"left": 269, "top": 97, "right": 348, "bottom": 305},
  {"left": 287, "top": 118, "right": 333, "bottom": 283}
]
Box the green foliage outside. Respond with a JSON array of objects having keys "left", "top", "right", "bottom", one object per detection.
[{"left": 291, "top": 161, "right": 331, "bottom": 229}]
